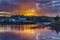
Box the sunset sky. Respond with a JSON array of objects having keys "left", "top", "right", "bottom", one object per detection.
[{"left": 0, "top": 0, "right": 60, "bottom": 16}]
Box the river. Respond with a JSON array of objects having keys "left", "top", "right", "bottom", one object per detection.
[{"left": 0, "top": 24, "right": 60, "bottom": 40}]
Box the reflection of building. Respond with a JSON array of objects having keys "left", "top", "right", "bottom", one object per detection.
[{"left": 0, "top": 12, "right": 12, "bottom": 17}]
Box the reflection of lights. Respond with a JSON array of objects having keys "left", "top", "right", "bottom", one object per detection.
[
  {"left": 23, "top": 29, "right": 35, "bottom": 34},
  {"left": 20, "top": 29, "right": 35, "bottom": 38},
  {"left": 36, "top": 33, "right": 41, "bottom": 40},
  {"left": 23, "top": 24, "right": 38, "bottom": 29},
  {"left": 0, "top": 27, "right": 11, "bottom": 32}
]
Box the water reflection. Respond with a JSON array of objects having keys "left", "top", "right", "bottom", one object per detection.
[{"left": 0, "top": 24, "right": 60, "bottom": 40}]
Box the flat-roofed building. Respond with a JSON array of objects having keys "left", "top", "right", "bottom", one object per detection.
[{"left": 0, "top": 12, "right": 12, "bottom": 17}]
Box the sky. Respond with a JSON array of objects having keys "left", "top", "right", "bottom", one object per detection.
[{"left": 0, "top": 0, "right": 60, "bottom": 16}]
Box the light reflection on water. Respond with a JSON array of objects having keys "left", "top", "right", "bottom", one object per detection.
[{"left": 0, "top": 24, "right": 60, "bottom": 40}]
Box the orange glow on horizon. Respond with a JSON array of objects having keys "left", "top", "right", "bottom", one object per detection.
[
  {"left": 23, "top": 9, "right": 37, "bottom": 16},
  {"left": 21, "top": 9, "right": 42, "bottom": 16},
  {"left": 14, "top": 3, "right": 43, "bottom": 16}
]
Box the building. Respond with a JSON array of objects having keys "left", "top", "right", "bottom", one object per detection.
[{"left": 0, "top": 12, "right": 12, "bottom": 17}]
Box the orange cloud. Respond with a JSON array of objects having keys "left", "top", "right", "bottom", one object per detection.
[{"left": 13, "top": 3, "right": 43, "bottom": 16}]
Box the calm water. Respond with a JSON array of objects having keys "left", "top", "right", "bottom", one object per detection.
[{"left": 0, "top": 24, "right": 60, "bottom": 40}]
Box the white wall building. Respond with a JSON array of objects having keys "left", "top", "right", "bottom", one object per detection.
[{"left": 0, "top": 12, "right": 12, "bottom": 17}]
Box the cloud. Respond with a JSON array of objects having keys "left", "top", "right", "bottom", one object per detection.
[
  {"left": 0, "top": 0, "right": 18, "bottom": 4},
  {"left": 37, "top": 0, "right": 60, "bottom": 13},
  {"left": 0, "top": 0, "right": 59, "bottom": 16},
  {"left": 0, "top": 0, "right": 19, "bottom": 12}
]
